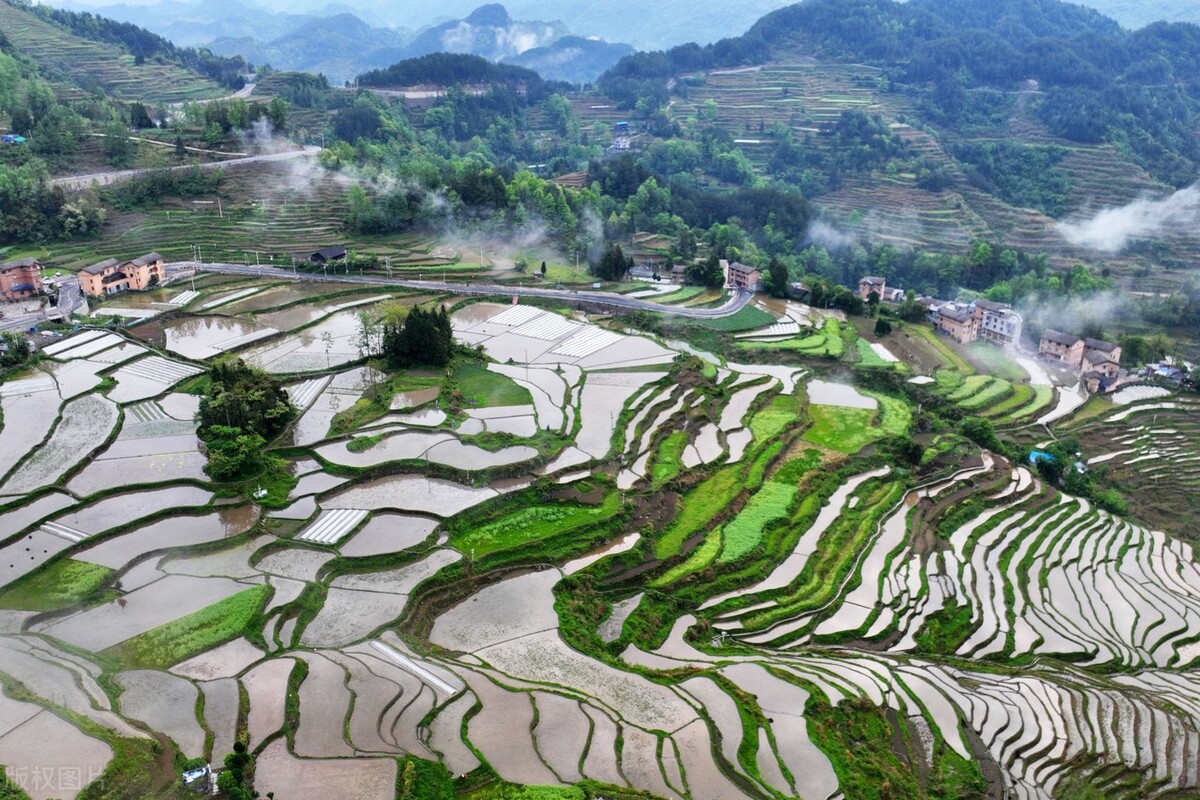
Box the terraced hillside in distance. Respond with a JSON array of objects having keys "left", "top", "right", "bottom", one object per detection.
[
  {"left": 0, "top": 271, "right": 1197, "bottom": 800},
  {"left": 656, "top": 56, "right": 1186, "bottom": 276},
  {"left": 0, "top": 0, "right": 223, "bottom": 102}
]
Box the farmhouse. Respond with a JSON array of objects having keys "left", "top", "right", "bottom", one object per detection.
[
  {"left": 932, "top": 304, "right": 979, "bottom": 344},
  {"left": 309, "top": 246, "right": 347, "bottom": 264},
  {"left": 726, "top": 261, "right": 762, "bottom": 292},
  {"left": 973, "top": 299, "right": 1022, "bottom": 349},
  {"left": 0, "top": 257, "right": 44, "bottom": 301},
  {"left": 858, "top": 275, "right": 886, "bottom": 300},
  {"left": 78, "top": 252, "right": 165, "bottom": 298},
  {"left": 1038, "top": 329, "right": 1086, "bottom": 369}
]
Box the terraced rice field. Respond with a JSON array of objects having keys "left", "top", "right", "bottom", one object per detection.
[
  {"left": 3, "top": 283, "right": 1200, "bottom": 800},
  {"left": 0, "top": 1, "right": 222, "bottom": 102}
]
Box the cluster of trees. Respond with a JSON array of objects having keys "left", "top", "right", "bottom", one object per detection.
[
  {"left": 197, "top": 358, "right": 292, "bottom": 482},
  {"left": 0, "top": 161, "right": 105, "bottom": 242},
  {"left": 953, "top": 141, "right": 1071, "bottom": 216},
  {"left": 0, "top": 331, "right": 31, "bottom": 369},
  {"left": 373, "top": 304, "right": 455, "bottom": 369},
  {"left": 590, "top": 242, "right": 634, "bottom": 281},
  {"left": 215, "top": 742, "right": 256, "bottom": 800},
  {"left": 25, "top": 1, "right": 248, "bottom": 89},
  {"left": 104, "top": 166, "right": 223, "bottom": 211}
]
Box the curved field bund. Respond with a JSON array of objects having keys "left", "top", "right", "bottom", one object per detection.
[{"left": 3, "top": 299, "right": 1200, "bottom": 800}]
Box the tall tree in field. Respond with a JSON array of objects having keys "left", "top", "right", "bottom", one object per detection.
[
  {"left": 198, "top": 357, "right": 293, "bottom": 440},
  {"left": 590, "top": 242, "right": 633, "bottom": 282}
]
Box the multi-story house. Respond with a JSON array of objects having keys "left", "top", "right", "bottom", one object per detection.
[{"left": 78, "top": 252, "right": 165, "bottom": 298}]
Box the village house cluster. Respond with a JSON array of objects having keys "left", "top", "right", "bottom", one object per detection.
[
  {"left": 858, "top": 275, "right": 1024, "bottom": 350},
  {"left": 1037, "top": 330, "right": 1123, "bottom": 392}
]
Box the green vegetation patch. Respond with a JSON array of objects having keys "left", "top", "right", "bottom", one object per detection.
[
  {"left": 807, "top": 693, "right": 987, "bottom": 800},
  {"left": 854, "top": 338, "right": 891, "bottom": 367},
  {"left": 106, "top": 585, "right": 271, "bottom": 670},
  {"left": 395, "top": 756, "right": 455, "bottom": 800},
  {"left": 655, "top": 464, "right": 741, "bottom": 558},
  {"left": 651, "top": 430, "right": 688, "bottom": 486},
  {"left": 460, "top": 785, "right": 586, "bottom": 800},
  {"left": 749, "top": 395, "right": 801, "bottom": 443},
  {"left": 944, "top": 375, "right": 994, "bottom": 403},
  {"left": 914, "top": 601, "right": 977, "bottom": 655},
  {"left": 654, "top": 527, "right": 722, "bottom": 586},
  {"left": 688, "top": 305, "right": 775, "bottom": 333},
  {"left": 956, "top": 378, "right": 1012, "bottom": 411},
  {"left": 0, "top": 766, "right": 31, "bottom": 800},
  {"left": 449, "top": 492, "right": 620, "bottom": 558},
  {"left": 999, "top": 385, "right": 1054, "bottom": 423},
  {"left": 453, "top": 363, "right": 533, "bottom": 408},
  {"left": 803, "top": 406, "right": 879, "bottom": 453},
  {"left": 718, "top": 481, "right": 797, "bottom": 563},
  {"left": 0, "top": 559, "right": 114, "bottom": 611}
]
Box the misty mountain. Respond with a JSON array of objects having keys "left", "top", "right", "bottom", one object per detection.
[
  {"left": 503, "top": 36, "right": 635, "bottom": 84},
  {"left": 201, "top": 3, "right": 631, "bottom": 85},
  {"left": 1074, "top": 0, "right": 1200, "bottom": 28},
  {"left": 206, "top": 12, "right": 409, "bottom": 80},
  {"left": 397, "top": 4, "right": 565, "bottom": 63}
]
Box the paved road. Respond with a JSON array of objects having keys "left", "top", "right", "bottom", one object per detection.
[
  {"left": 51, "top": 146, "right": 320, "bottom": 191},
  {"left": 0, "top": 276, "right": 87, "bottom": 332},
  {"left": 185, "top": 262, "right": 753, "bottom": 319}
]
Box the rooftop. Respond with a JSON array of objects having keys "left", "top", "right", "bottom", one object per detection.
[
  {"left": 130, "top": 252, "right": 164, "bottom": 267},
  {"left": 80, "top": 258, "right": 120, "bottom": 275},
  {"left": 728, "top": 261, "right": 759, "bottom": 276},
  {"left": 938, "top": 307, "right": 973, "bottom": 324},
  {"left": 1041, "top": 329, "right": 1080, "bottom": 347},
  {"left": 975, "top": 299, "right": 1012, "bottom": 313},
  {"left": 1084, "top": 349, "right": 1117, "bottom": 365},
  {"left": 860, "top": 275, "right": 885, "bottom": 285},
  {"left": 1083, "top": 337, "right": 1118, "bottom": 353},
  {"left": 0, "top": 257, "right": 40, "bottom": 271}
]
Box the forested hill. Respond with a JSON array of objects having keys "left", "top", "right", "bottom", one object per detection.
[{"left": 599, "top": 0, "right": 1200, "bottom": 186}]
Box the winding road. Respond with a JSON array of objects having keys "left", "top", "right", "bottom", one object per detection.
[
  {"left": 187, "top": 262, "right": 753, "bottom": 319},
  {"left": 51, "top": 146, "right": 320, "bottom": 191}
]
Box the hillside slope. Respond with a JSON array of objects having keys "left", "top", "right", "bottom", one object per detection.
[{"left": 0, "top": 0, "right": 224, "bottom": 102}]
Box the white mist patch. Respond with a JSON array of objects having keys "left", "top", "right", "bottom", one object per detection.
[
  {"left": 1058, "top": 184, "right": 1200, "bottom": 252},
  {"left": 805, "top": 220, "right": 858, "bottom": 250}
]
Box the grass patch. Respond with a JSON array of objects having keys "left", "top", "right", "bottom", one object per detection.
[
  {"left": 803, "top": 406, "right": 879, "bottom": 454},
  {"left": 654, "top": 527, "right": 722, "bottom": 586},
  {"left": 982, "top": 383, "right": 1033, "bottom": 418},
  {"left": 956, "top": 378, "right": 1012, "bottom": 411},
  {"left": 913, "top": 601, "right": 976, "bottom": 655},
  {"left": 944, "top": 375, "right": 993, "bottom": 402},
  {"left": 964, "top": 342, "right": 1027, "bottom": 382},
  {"left": 651, "top": 430, "right": 688, "bottom": 486},
  {"left": 749, "top": 395, "right": 801, "bottom": 443},
  {"left": 449, "top": 492, "right": 621, "bottom": 558},
  {"left": 999, "top": 385, "right": 1053, "bottom": 423},
  {"left": 454, "top": 363, "right": 533, "bottom": 408},
  {"left": 687, "top": 305, "right": 775, "bottom": 333},
  {"left": 0, "top": 559, "right": 114, "bottom": 611},
  {"left": 105, "top": 585, "right": 271, "bottom": 670},
  {"left": 906, "top": 325, "right": 974, "bottom": 374},
  {"left": 855, "top": 338, "right": 891, "bottom": 367},
  {"left": 718, "top": 481, "right": 797, "bottom": 563},
  {"left": 652, "top": 286, "right": 707, "bottom": 304},
  {"left": 459, "top": 784, "right": 586, "bottom": 800},
  {"left": 807, "top": 693, "right": 987, "bottom": 800},
  {"left": 655, "top": 464, "right": 742, "bottom": 558}
]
